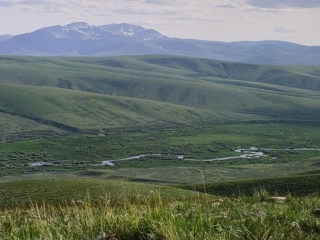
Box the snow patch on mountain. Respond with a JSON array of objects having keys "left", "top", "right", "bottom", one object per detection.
[
  {"left": 0, "top": 35, "right": 13, "bottom": 42},
  {"left": 39, "top": 22, "right": 165, "bottom": 40},
  {"left": 99, "top": 23, "right": 146, "bottom": 36}
]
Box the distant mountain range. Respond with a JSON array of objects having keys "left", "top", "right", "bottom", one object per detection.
[{"left": 1, "top": 22, "right": 320, "bottom": 65}]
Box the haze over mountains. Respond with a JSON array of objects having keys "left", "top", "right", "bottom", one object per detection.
[{"left": 1, "top": 22, "right": 320, "bottom": 65}]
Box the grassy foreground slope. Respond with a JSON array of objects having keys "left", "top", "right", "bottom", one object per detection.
[
  {"left": 0, "top": 178, "right": 199, "bottom": 207},
  {"left": 179, "top": 173, "right": 320, "bottom": 197},
  {"left": 1, "top": 179, "right": 320, "bottom": 239}
]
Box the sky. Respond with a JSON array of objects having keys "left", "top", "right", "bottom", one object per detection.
[{"left": 0, "top": 0, "right": 319, "bottom": 46}]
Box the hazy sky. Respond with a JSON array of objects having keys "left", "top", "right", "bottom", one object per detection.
[{"left": 0, "top": 0, "right": 319, "bottom": 45}]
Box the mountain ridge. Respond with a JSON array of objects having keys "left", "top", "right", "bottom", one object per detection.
[
  {"left": 38, "top": 22, "right": 165, "bottom": 40},
  {"left": 1, "top": 22, "right": 320, "bottom": 64}
]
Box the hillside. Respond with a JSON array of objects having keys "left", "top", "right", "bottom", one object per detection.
[
  {"left": 1, "top": 178, "right": 320, "bottom": 239},
  {"left": 0, "top": 178, "right": 198, "bottom": 206},
  {"left": 1, "top": 55, "right": 320, "bottom": 133},
  {"left": 0, "top": 83, "right": 252, "bottom": 132}
]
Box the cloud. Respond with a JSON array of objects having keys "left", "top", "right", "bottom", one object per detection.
[
  {"left": 0, "top": 0, "right": 74, "bottom": 12},
  {"left": 17, "top": 0, "right": 49, "bottom": 5},
  {"left": 111, "top": 4, "right": 184, "bottom": 16},
  {"left": 0, "top": 0, "right": 205, "bottom": 16},
  {"left": 246, "top": 0, "right": 320, "bottom": 9},
  {"left": 237, "top": 15, "right": 259, "bottom": 21},
  {"left": 132, "top": 20, "right": 186, "bottom": 27},
  {"left": 274, "top": 26, "right": 298, "bottom": 34},
  {"left": 0, "top": 0, "right": 62, "bottom": 7},
  {"left": 0, "top": 1, "right": 14, "bottom": 7},
  {"left": 108, "top": 0, "right": 201, "bottom": 18},
  {"left": 113, "top": 6, "right": 154, "bottom": 15},
  {"left": 194, "top": 16, "right": 223, "bottom": 22},
  {"left": 132, "top": 20, "right": 172, "bottom": 26},
  {"left": 215, "top": 4, "right": 239, "bottom": 8},
  {"left": 167, "top": 14, "right": 222, "bottom": 23},
  {"left": 145, "top": 0, "right": 171, "bottom": 4},
  {"left": 144, "top": 0, "right": 189, "bottom": 5}
]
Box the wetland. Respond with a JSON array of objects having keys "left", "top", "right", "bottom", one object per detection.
[{"left": 1, "top": 122, "right": 320, "bottom": 184}]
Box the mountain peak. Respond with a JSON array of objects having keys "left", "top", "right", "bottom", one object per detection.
[
  {"left": 63, "top": 22, "right": 92, "bottom": 30},
  {"left": 99, "top": 23, "right": 148, "bottom": 36},
  {"left": 38, "top": 22, "right": 164, "bottom": 39},
  {"left": 40, "top": 22, "right": 94, "bottom": 39}
]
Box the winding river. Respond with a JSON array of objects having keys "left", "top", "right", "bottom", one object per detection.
[{"left": 28, "top": 147, "right": 320, "bottom": 167}]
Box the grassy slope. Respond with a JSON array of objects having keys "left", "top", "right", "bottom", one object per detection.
[
  {"left": 2, "top": 191, "right": 320, "bottom": 239},
  {"left": 0, "top": 83, "right": 252, "bottom": 131},
  {"left": 0, "top": 178, "right": 199, "bottom": 206},
  {"left": 0, "top": 112, "right": 60, "bottom": 135},
  {"left": 179, "top": 173, "right": 320, "bottom": 197},
  {"left": 1, "top": 56, "right": 320, "bottom": 131},
  {"left": 2, "top": 55, "right": 320, "bottom": 94},
  {"left": 175, "top": 156, "right": 320, "bottom": 197}
]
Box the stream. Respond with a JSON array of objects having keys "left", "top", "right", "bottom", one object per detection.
[{"left": 28, "top": 147, "right": 319, "bottom": 167}]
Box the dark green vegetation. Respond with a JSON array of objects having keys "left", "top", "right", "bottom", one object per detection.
[
  {"left": 181, "top": 174, "right": 320, "bottom": 197},
  {"left": 1, "top": 123, "right": 320, "bottom": 182}
]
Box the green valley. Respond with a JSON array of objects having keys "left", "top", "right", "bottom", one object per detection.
[{"left": 1, "top": 55, "right": 320, "bottom": 239}]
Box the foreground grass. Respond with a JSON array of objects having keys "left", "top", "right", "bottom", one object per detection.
[
  {"left": 179, "top": 173, "right": 320, "bottom": 197},
  {"left": 1, "top": 190, "right": 320, "bottom": 239},
  {"left": 0, "top": 179, "right": 199, "bottom": 207}
]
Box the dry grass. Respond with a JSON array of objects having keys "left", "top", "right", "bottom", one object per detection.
[{"left": 1, "top": 190, "right": 320, "bottom": 239}]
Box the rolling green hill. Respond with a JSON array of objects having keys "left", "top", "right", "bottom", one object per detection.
[
  {"left": 1, "top": 55, "right": 320, "bottom": 133},
  {"left": 2, "top": 55, "right": 320, "bottom": 91},
  {"left": 0, "top": 112, "right": 59, "bottom": 134},
  {"left": 0, "top": 83, "right": 253, "bottom": 131}
]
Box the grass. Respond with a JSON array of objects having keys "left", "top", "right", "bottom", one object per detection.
[
  {"left": 0, "top": 82, "right": 254, "bottom": 131},
  {"left": 2, "top": 55, "right": 320, "bottom": 93},
  {"left": 0, "top": 179, "right": 198, "bottom": 207},
  {"left": 96, "top": 157, "right": 320, "bottom": 185},
  {"left": 0, "top": 82, "right": 236, "bottom": 131},
  {"left": 0, "top": 112, "right": 60, "bottom": 135},
  {"left": 1, "top": 188, "right": 320, "bottom": 239},
  {"left": 179, "top": 173, "right": 320, "bottom": 197}
]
